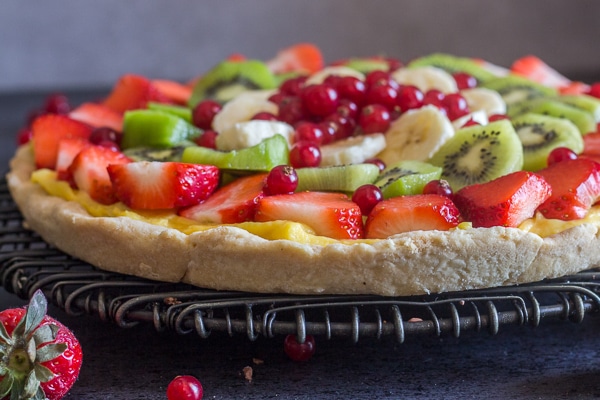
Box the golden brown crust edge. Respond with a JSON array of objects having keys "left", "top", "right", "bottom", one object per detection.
[{"left": 6, "top": 146, "right": 600, "bottom": 296}]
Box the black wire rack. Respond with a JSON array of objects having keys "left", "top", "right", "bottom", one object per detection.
[{"left": 1, "top": 177, "right": 600, "bottom": 344}]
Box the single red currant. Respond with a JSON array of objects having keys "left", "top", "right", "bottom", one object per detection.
[
  {"left": 294, "top": 121, "right": 325, "bottom": 144},
  {"left": 397, "top": 85, "right": 424, "bottom": 112},
  {"left": 334, "top": 76, "right": 367, "bottom": 106},
  {"left": 352, "top": 184, "right": 383, "bottom": 215},
  {"left": 43, "top": 93, "right": 70, "bottom": 114},
  {"left": 324, "top": 112, "right": 355, "bottom": 140},
  {"left": 442, "top": 93, "right": 469, "bottom": 120},
  {"left": 166, "top": 375, "right": 203, "bottom": 400},
  {"left": 264, "top": 165, "right": 298, "bottom": 195},
  {"left": 336, "top": 98, "right": 359, "bottom": 120},
  {"left": 423, "top": 89, "right": 445, "bottom": 107},
  {"left": 280, "top": 76, "right": 307, "bottom": 96},
  {"left": 452, "top": 72, "right": 477, "bottom": 90},
  {"left": 547, "top": 147, "right": 578, "bottom": 165},
  {"left": 90, "top": 126, "right": 122, "bottom": 146},
  {"left": 277, "top": 96, "right": 306, "bottom": 125},
  {"left": 423, "top": 179, "right": 454, "bottom": 198},
  {"left": 301, "top": 84, "right": 340, "bottom": 118},
  {"left": 289, "top": 141, "right": 321, "bottom": 168},
  {"left": 365, "top": 81, "right": 399, "bottom": 111},
  {"left": 16, "top": 127, "right": 33, "bottom": 145},
  {"left": 284, "top": 334, "right": 316, "bottom": 362},
  {"left": 358, "top": 104, "right": 391, "bottom": 134},
  {"left": 194, "top": 130, "right": 219, "bottom": 149},
  {"left": 365, "top": 70, "right": 391, "bottom": 87},
  {"left": 192, "top": 100, "right": 222, "bottom": 130},
  {"left": 364, "top": 158, "right": 386, "bottom": 172}
]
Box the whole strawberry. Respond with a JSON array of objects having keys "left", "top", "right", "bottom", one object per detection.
[{"left": 0, "top": 290, "right": 82, "bottom": 400}]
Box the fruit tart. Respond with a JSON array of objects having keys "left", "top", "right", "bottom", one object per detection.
[{"left": 7, "top": 44, "right": 600, "bottom": 296}]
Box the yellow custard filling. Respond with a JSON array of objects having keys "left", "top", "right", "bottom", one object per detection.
[{"left": 31, "top": 168, "right": 600, "bottom": 243}]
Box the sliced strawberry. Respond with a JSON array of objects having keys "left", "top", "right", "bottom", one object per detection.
[
  {"left": 453, "top": 171, "right": 552, "bottom": 228},
  {"left": 69, "top": 102, "right": 124, "bottom": 131},
  {"left": 102, "top": 74, "right": 171, "bottom": 113},
  {"left": 179, "top": 174, "right": 267, "bottom": 223},
  {"left": 55, "top": 137, "right": 91, "bottom": 181},
  {"left": 151, "top": 79, "right": 193, "bottom": 105},
  {"left": 581, "top": 131, "right": 600, "bottom": 157},
  {"left": 31, "top": 114, "right": 93, "bottom": 169},
  {"left": 364, "top": 194, "right": 460, "bottom": 239},
  {"left": 68, "top": 145, "right": 131, "bottom": 204},
  {"left": 255, "top": 191, "right": 363, "bottom": 240},
  {"left": 536, "top": 158, "right": 600, "bottom": 220},
  {"left": 510, "top": 55, "right": 571, "bottom": 88},
  {"left": 108, "top": 162, "right": 219, "bottom": 210},
  {"left": 266, "top": 43, "right": 324, "bottom": 75}
]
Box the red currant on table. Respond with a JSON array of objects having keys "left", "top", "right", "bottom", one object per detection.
[
  {"left": 166, "top": 375, "right": 203, "bottom": 400},
  {"left": 359, "top": 104, "right": 391, "bottom": 134},
  {"left": 192, "top": 100, "right": 222, "bottom": 130},
  {"left": 352, "top": 184, "right": 383, "bottom": 215},
  {"left": 264, "top": 165, "right": 298, "bottom": 195},
  {"left": 284, "top": 334, "right": 316, "bottom": 362},
  {"left": 289, "top": 141, "right": 321, "bottom": 168},
  {"left": 547, "top": 147, "right": 578, "bottom": 165}
]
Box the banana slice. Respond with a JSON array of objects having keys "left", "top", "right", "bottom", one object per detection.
[
  {"left": 212, "top": 89, "right": 278, "bottom": 134},
  {"left": 460, "top": 87, "right": 506, "bottom": 116},
  {"left": 376, "top": 105, "right": 454, "bottom": 166},
  {"left": 215, "top": 120, "right": 294, "bottom": 151},
  {"left": 320, "top": 133, "right": 386, "bottom": 166},
  {"left": 305, "top": 66, "right": 365, "bottom": 85},
  {"left": 391, "top": 66, "right": 458, "bottom": 94}
]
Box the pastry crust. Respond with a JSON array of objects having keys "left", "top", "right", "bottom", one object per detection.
[{"left": 7, "top": 146, "right": 600, "bottom": 296}]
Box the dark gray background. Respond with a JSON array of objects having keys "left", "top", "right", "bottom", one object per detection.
[{"left": 2, "top": 0, "right": 600, "bottom": 93}]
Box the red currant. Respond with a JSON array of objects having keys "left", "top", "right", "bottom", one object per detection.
[
  {"left": 16, "top": 127, "right": 33, "bottom": 145},
  {"left": 289, "top": 141, "right": 321, "bottom": 168},
  {"left": 334, "top": 76, "right": 367, "bottom": 106},
  {"left": 43, "top": 93, "right": 70, "bottom": 114},
  {"left": 277, "top": 96, "right": 306, "bottom": 125},
  {"left": 166, "top": 375, "right": 203, "bottom": 400},
  {"left": 337, "top": 98, "right": 359, "bottom": 120},
  {"left": 90, "top": 127, "right": 122, "bottom": 146},
  {"left": 264, "top": 165, "right": 298, "bottom": 195},
  {"left": 194, "top": 130, "right": 218, "bottom": 149},
  {"left": 397, "top": 85, "right": 424, "bottom": 112},
  {"left": 252, "top": 111, "right": 278, "bottom": 121},
  {"left": 280, "top": 76, "right": 307, "bottom": 96},
  {"left": 452, "top": 72, "right": 477, "bottom": 90},
  {"left": 547, "top": 147, "right": 578, "bottom": 165},
  {"left": 423, "top": 179, "right": 454, "bottom": 198},
  {"left": 587, "top": 82, "right": 600, "bottom": 99},
  {"left": 423, "top": 89, "right": 445, "bottom": 107},
  {"left": 268, "top": 92, "right": 287, "bottom": 106},
  {"left": 192, "top": 100, "right": 222, "bottom": 130},
  {"left": 365, "top": 81, "right": 399, "bottom": 111},
  {"left": 294, "top": 121, "right": 325, "bottom": 144},
  {"left": 364, "top": 158, "right": 386, "bottom": 172},
  {"left": 364, "top": 70, "right": 391, "bottom": 87},
  {"left": 284, "top": 334, "right": 316, "bottom": 362},
  {"left": 318, "top": 121, "right": 337, "bottom": 145},
  {"left": 358, "top": 104, "right": 391, "bottom": 134},
  {"left": 461, "top": 118, "right": 480, "bottom": 128},
  {"left": 442, "top": 93, "right": 469, "bottom": 120},
  {"left": 352, "top": 184, "right": 383, "bottom": 215},
  {"left": 324, "top": 112, "right": 355, "bottom": 140},
  {"left": 301, "top": 84, "right": 339, "bottom": 118}
]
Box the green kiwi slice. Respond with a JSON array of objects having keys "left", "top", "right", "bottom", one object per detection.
[
  {"left": 482, "top": 75, "right": 557, "bottom": 115},
  {"left": 525, "top": 99, "right": 597, "bottom": 135},
  {"left": 374, "top": 160, "right": 442, "bottom": 199},
  {"left": 147, "top": 102, "right": 193, "bottom": 123},
  {"left": 511, "top": 113, "right": 584, "bottom": 171},
  {"left": 123, "top": 145, "right": 193, "bottom": 162},
  {"left": 295, "top": 164, "right": 380, "bottom": 193},
  {"left": 407, "top": 53, "right": 498, "bottom": 83},
  {"left": 181, "top": 134, "right": 289, "bottom": 173},
  {"left": 188, "top": 60, "right": 277, "bottom": 107},
  {"left": 428, "top": 120, "right": 523, "bottom": 191},
  {"left": 554, "top": 94, "right": 600, "bottom": 123},
  {"left": 121, "top": 110, "right": 201, "bottom": 150}
]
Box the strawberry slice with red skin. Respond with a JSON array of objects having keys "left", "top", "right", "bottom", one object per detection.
[
  {"left": 535, "top": 158, "right": 600, "bottom": 220},
  {"left": 31, "top": 114, "right": 93, "bottom": 169},
  {"left": 453, "top": 171, "right": 552, "bottom": 228},
  {"left": 102, "top": 74, "right": 171, "bottom": 113},
  {"left": 69, "top": 102, "right": 124, "bottom": 131},
  {"left": 55, "top": 137, "right": 91, "bottom": 181},
  {"left": 108, "top": 161, "right": 220, "bottom": 210},
  {"left": 67, "top": 145, "right": 131, "bottom": 205},
  {"left": 151, "top": 79, "right": 193, "bottom": 105},
  {"left": 179, "top": 173, "right": 267, "bottom": 224},
  {"left": 266, "top": 43, "right": 324, "bottom": 75},
  {"left": 364, "top": 194, "right": 461, "bottom": 239},
  {"left": 255, "top": 191, "right": 364, "bottom": 240}
]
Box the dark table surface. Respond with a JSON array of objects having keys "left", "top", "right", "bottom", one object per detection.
[{"left": 2, "top": 89, "right": 600, "bottom": 399}]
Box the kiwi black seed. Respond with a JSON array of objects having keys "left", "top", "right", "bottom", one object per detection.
[
  {"left": 511, "top": 113, "right": 583, "bottom": 171},
  {"left": 188, "top": 60, "right": 277, "bottom": 107},
  {"left": 428, "top": 119, "right": 523, "bottom": 191},
  {"left": 374, "top": 160, "right": 442, "bottom": 198}
]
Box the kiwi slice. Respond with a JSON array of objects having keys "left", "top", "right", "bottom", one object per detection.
[
  {"left": 121, "top": 110, "right": 201, "bottom": 150},
  {"left": 428, "top": 119, "right": 523, "bottom": 191},
  {"left": 511, "top": 113, "right": 584, "bottom": 171},
  {"left": 525, "top": 99, "right": 597, "bottom": 135},
  {"left": 482, "top": 75, "right": 557, "bottom": 115},
  {"left": 188, "top": 60, "right": 277, "bottom": 107},
  {"left": 295, "top": 164, "right": 380, "bottom": 193},
  {"left": 147, "top": 102, "right": 193, "bottom": 123},
  {"left": 123, "top": 145, "right": 191, "bottom": 162},
  {"left": 555, "top": 94, "right": 600, "bottom": 123},
  {"left": 181, "top": 134, "right": 288, "bottom": 173},
  {"left": 374, "top": 160, "right": 442, "bottom": 199},
  {"left": 407, "top": 53, "right": 498, "bottom": 84}
]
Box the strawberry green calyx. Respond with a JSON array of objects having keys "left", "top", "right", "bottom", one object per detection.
[{"left": 0, "top": 290, "right": 67, "bottom": 400}]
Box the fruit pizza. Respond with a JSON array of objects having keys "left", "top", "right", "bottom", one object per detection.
[{"left": 7, "top": 44, "right": 600, "bottom": 296}]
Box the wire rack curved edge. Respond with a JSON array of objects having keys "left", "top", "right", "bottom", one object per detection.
[{"left": 1, "top": 178, "right": 600, "bottom": 344}]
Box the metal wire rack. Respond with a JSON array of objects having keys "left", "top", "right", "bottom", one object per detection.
[{"left": 1, "top": 177, "right": 600, "bottom": 343}]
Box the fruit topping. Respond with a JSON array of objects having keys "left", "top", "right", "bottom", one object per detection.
[
  {"left": 453, "top": 170, "right": 552, "bottom": 228},
  {"left": 535, "top": 158, "right": 600, "bottom": 220},
  {"left": 108, "top": 162, "right": 220, "bottom": 209},
  {"left": 266, "top": 43, "right": 324, "bottom": 75},
  {"left": 295, "top": 163, "right": 380, "bottom": 193},
  {"left": 283, "top": 334, "right": 316, "bottom": 362},
  {"left": 264, "top": 165, "right": 298, "bottom": 195},
  {"left": 255, "top": 191, "right": 364, "bottom": 240},
  {"left": 166, "top": 375, "right": 204, "bottom": 400},
  {"left": 103, "top": 74, "right": 170, "bottom": 113},
  {"left": 121, "top": 109, "right": 201, "bottom": 150},
  {"left": 352, "top": 184, "right": 383, "bottom": 215},
  {"left": 68, "top": 102, "right": 124, "bottom": 131},
  {"left": 375, "top": 160, "right": 442, "bottom": 198},
  {"left": 364, "top": 194, "right": 461, "bottom": 238}
]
